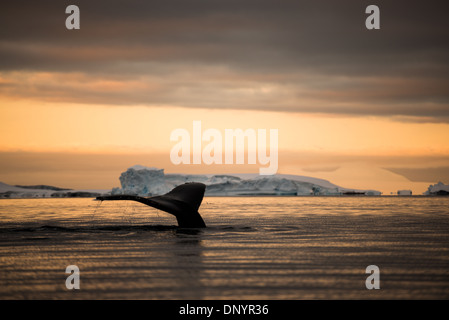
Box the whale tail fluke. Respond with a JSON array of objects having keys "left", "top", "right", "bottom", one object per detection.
[
  {"left": 152, "top": 182, "right": 205, "bottom": 213},
  {"left": 96, "top": 182, "right": 207, "bottom": 228}
]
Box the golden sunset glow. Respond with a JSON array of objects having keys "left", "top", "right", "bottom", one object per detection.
[
  {"left": 1, "top": 1, "right": 448, "bottom": 195},
  {"left": 2, "top": 96, "right": 449, "bottom": 194}
]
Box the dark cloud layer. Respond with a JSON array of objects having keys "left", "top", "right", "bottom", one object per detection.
[
  {"left": 386, "top": 167, "right": 449, "bottom": 183},
  {"left": 1, "top": 0, "right": 448, "bottom": 121}
]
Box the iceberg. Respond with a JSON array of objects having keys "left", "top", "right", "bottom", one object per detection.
[
  {"left": 0, "top": 181, "right": 106, "bottom": 199},
  {"left": 424, "top": 182, "right": 449, "bottom": 195},
  {"left": 397, "top": 190, "right": 412, "bottom": 196},
  {"left": 111, "top": 165, "right": 382, "bottom": 196}
]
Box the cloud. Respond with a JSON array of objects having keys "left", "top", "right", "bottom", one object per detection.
[
  {"left": 385, "top": 167, "right": 449, "bottom": 183},
  {"left": 1, "top": 0, "right": 448, "bottom": 121}
]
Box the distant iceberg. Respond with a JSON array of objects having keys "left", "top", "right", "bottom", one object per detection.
[
  {"left": 111, "top": 165, "right": 382, "bottom": 196},
  {"left": 0, "top": 181, "right": 105, "bottom": 199},
  {"left": 424, "top": 182, "right": 449, "bottom": 195}
]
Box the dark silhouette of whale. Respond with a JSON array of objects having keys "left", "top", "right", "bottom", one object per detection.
[{"left": 96, "top": 182, "right": 206, "bottom": 228}]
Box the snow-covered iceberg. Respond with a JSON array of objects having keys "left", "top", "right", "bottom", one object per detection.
[
  {"left": 424, "top": 182, "right": 449, "bottom": 195},
  {"left": 111, "top": 165, "right": 382, "bottom": 196}
]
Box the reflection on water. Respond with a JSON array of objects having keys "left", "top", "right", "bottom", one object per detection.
[{"left": 0, "top": 197, "right": 448, "bottom": 299}]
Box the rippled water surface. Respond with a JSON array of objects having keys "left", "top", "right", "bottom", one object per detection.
[{"left": 1, "top": 197, "right": 448, "bottom": 299}]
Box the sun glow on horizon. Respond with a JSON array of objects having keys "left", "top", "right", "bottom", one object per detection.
[{"left": 1, "top": 96, "right": 449, "bottom": 194}]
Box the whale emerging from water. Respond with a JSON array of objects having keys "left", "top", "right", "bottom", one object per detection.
[{"left": 96, "top": 182, "right": 206, "bottom": 228}]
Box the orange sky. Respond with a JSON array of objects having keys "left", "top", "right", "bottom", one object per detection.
[
  {"left": 1, "top": 96, "right": 449, "bottom": 194},
  {"left": 1, "top": 1, "right": 448, "bottom": 195}
]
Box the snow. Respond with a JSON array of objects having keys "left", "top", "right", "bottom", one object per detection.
[
  {"left": 111, "top": 165, "right": 382, "bottom": 196},
  {"left": 129, "top": 164, "right": 159, "bottom": 171},
  {"left": 424, "top": 182, "right": 449, "bottom": 195}
]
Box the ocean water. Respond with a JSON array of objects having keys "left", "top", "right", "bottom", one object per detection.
[{"left": 0, "top": 196, "right": 448, "bottom": 300}]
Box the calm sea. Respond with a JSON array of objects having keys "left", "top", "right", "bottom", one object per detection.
[{"left": 0, "top": 196, "right": 448, "bottom": 299}]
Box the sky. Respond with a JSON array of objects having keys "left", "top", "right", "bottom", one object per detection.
[{"left": 1, "top": 0, "right": 448, "bottom": 194}]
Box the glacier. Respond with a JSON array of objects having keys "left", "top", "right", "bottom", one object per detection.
[{"left": 111, "top": 165, "right": 382, "bottom": 196}]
